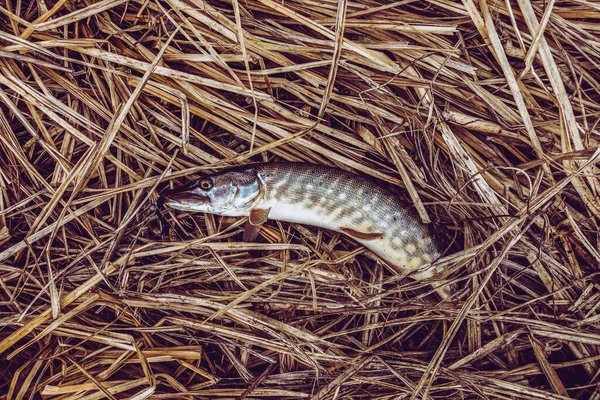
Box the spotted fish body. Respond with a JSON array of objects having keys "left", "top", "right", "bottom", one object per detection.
[{"left": 162, "top": 162, "right": 444, "bottom": 293}]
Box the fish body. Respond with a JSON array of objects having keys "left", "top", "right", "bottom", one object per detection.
[{"left": 162, "top": 163, "right": 444, "bottom": 292}]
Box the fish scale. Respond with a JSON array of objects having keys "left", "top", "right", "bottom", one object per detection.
[
  {"left": 257, "top": 163, "right": 439, "bottom": 268},
  {"left": 161, "top": 162, "right": 446, "bottom": 297}
]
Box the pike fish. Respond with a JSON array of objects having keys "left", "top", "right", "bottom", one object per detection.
[{"left": 161, "top": 163, "right": 446, "bottom": 296}]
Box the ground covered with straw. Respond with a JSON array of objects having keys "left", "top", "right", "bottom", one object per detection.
[{"left": 0, "top": 0, "right": 599, "bottom": 399}]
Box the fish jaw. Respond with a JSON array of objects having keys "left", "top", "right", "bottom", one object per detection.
[{"left": 160, "top": 168, "right": 262, "bottom": 216}]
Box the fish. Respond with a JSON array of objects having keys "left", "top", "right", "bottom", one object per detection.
[{"left": 161, "top": 162, "right": 448, "bottom": 297}]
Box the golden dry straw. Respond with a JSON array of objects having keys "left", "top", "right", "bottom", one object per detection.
[{"left": 0, "top": 0, "right": 599, "bottom": 399}]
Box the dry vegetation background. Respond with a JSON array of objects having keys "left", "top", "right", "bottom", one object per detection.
[{"left": 0, "top": 0, "right": 599, "bottom": 399}]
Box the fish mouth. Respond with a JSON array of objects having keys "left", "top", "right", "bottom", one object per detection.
[{"left": 159, "top": 189, "right": 209, "bottom": 209}]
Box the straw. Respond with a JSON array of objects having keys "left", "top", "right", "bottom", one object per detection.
[{"left": 1, "top": 0, "right": 599, "bottom": 398}]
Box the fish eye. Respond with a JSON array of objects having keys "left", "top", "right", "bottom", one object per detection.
[{"left": 199, "top": 178, "right": 213, "bottom": 190}]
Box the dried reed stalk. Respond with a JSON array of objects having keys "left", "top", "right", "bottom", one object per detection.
[{"left": 1, "top": 0, "right": 599, "bottom": 399}]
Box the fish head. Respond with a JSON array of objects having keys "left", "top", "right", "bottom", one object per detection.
[{"left": 161, "top": 168, "right": 261, "bottom": 216}]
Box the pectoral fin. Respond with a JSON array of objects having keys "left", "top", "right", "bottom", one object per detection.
[
  {"left": 340, "top": 226, "right": 384, "bottom": 240},
  {"left": 243, "top": 207, "right": 271, "bottom": 241},
  {"left": 249, "top": 207, "right": 270, "bottom": 225}
]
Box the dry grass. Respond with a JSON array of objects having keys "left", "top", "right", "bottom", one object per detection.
[{"left": 1, "top": 0, "right": 600, "bottom": 398}]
